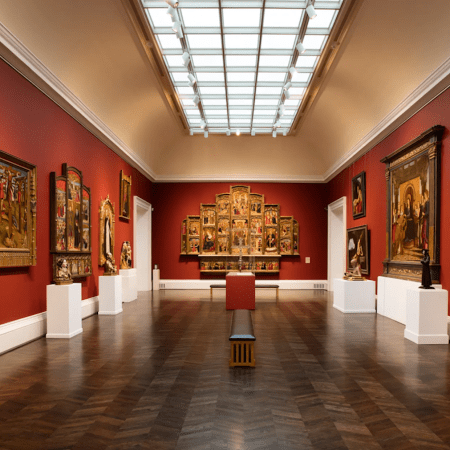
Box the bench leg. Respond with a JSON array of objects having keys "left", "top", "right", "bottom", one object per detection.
[
  {"left": 276, "top": 288, "right": 279, "bottom": 300},
  {"left": 210, "top": 287, "right": 212, "bottom": 300}
]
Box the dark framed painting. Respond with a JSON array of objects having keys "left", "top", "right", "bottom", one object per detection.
[
  {"left": 0, "top": 149, "right": 37, "bottom": 267},
  {"left": 351, "top": 171, "right": 366, "bottom": 219},
  {"left": 119, "top": 170, "right": 131, "bottom": 220},
  {"left": 347, "top": 225, "right": 369, "bottom": 275},
  {"left": 381, "top": 126, "right": 444, "bottom": 283}
]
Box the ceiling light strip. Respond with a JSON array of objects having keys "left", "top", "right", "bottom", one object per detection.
[{"left": 218, "top": 0, "right": 231, "bottom": 132}]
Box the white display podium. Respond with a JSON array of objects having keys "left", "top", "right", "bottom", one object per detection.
[
  {"left": 333, "top": 278, "right": 376, "bottom": 313},
  {"left": 404, "top": 288, "right": 449, "bottom": 344},
  {"left": 99, "top": 275, "right": 123, "bottom": 315},
  {"left": 121, "top": 268, "right": 137, "bottom": 303},
  {"left": 153, "top": 268, "right": 160, "bottom": 291},
  {"left": 46, "top": 283, "right": 83, "bottom": 338}
]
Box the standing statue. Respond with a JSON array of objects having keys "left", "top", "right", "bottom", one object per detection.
[
  {"left": 54, "top": 258, "right": 73, "bottom": 285},
  {"left": 104, "top": 252, "right": 117, "bottom": 275},
  {"left": 419, "top": 249, "right": 434, "bottom": 289},
  {"left": 120, "top": 241, "right": 132, "bottom": 269}
]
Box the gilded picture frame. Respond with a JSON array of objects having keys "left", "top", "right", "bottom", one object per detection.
[
  {"left": 0, "top": 149, "right": 37, "bottom": 267},
  {"left": 346, "top": 225, "right": 369, "bottom": 275},
  {"left": 351, "top": 171, "right": 366, "bottom": 219},
  {"left": 99, "top": 195, "right": 115, "bottom": 266},
  {"left": 381, "top": 125, "right": 444, "bottom": 283},
  {"left": 119, "top": 170, "right": 131, "bottom": 220}
]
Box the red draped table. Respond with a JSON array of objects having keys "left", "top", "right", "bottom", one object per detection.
[{"left": 226, "top": 273, "right": 255, "bottom": 310}]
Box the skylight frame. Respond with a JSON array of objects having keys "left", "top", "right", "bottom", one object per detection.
[{"left": 141, "top": 0, "right": 346, "bottom": 135}]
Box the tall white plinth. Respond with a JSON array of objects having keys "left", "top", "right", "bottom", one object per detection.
[
  {"left": 121, "top": 268, "right": 137, "bottom": 303},
  {"left": 333, "top": 278, "right": 376, "bottom": 313},
  {"left": 46, "top": 283, "right": 82, "bottom": 339},
  {"left": 99, "top": 275, "right": 123, "bottom": 315},
  {"left": 153, "top": 269, "right": 160, "bottom": 291},
  {"left": 404, "top": 288, "right": 449, "bottom": 344}
]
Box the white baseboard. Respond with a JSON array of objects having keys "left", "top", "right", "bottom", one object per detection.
[
  {"left": 159, "top": 279, "right": 328, "bottom": 290},
  {"left": 0, "top": 296, "right": 99, "bottom": 355}
]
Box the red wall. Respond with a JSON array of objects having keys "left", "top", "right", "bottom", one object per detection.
[
  {"left": 152, "top": 182, "right": 328, "bottom": 280},
  {"left": 0, "top": 59, "right": 152, "bottom": 326},
  {"left": 327, "top": 88, "right": 450, "bottom": 297}
]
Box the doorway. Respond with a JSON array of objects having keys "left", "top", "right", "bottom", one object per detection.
[
  {"left": 327, "top": 197, "right": 346, "bottom": 291},
  {"left": 133, "top": 196, "right": 152, "bottom": 291}
]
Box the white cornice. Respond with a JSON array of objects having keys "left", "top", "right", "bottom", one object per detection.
[
  {"left": 322, "top": 55, "right": 450, "bottom": 183},
  {"left": 155, "top": 174, "right": 325, "bottom": 183},
  {"left": 0, "top": 22, "right": 157, "bottom": 182}
]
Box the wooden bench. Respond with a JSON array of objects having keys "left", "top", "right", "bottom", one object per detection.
[
  {"left": 229, "top": 309, "right": 256, "bottom": 368},
  {"left": 210, "top": 284, "right": 279, "bottom": 300}
]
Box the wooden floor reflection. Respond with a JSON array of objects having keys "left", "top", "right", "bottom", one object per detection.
[{"left": 1, "top": 290, "right": 450, "bottom": 449}]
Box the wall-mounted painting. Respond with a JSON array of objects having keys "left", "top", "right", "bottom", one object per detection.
[
  {"left": 50, "top": 164, "right": 91, "bottom": 281},
  {"left": 347, "top": 225, "right": 369, "bottom": 275},
  {"left": 0, "top": 149, "right": 37, "bottom": 267},
  {"left": 352, "top": 171, "right": 366, "bottom": 219},
  {"left": 381, "top": 126, "right": 444, "bottom": 283},
  {"left": 99, "top": 195, "right": 115, "bottom": 267},
  {"left": 119, "top": 170, "right": 131, "bottom": 220}
]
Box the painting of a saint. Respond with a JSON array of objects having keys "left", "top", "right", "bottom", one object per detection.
[
  {"left": 202, "top": 229, "right": 215, "bottom": 252},
  {"left": 351, "top": 172, "right": 366, "bottom": 219}
]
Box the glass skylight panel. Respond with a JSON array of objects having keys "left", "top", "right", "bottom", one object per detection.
[
  {"left": 186, "top": 34, "right": 222, "bottom": 49},
  {"left": 259, "top": 55, "right": 291, "bottom": 68},
  {"left": 260, "top": 35, "right": 297, "bottom": 50},
  {"left": 226, "top": 55, "right": 257, "bottom": 67},
  {"left": 147, "top": 9, "right": 173, "bottom": 28},
  {"left": 196, "top": 72, "right": 225, "bottom": 82},
  {"left": 257, "top": 72, "right": 286, "bottom": 82},
  {"left": 200, "top": 87, "right": 226, "bottom": 95},
  {"left": 207, "top": 119, "right": 229, "bottom": 124},
  {"left": 192, "top": 55, "right": 223, "bottom": 67},
  {"left": 202, "top": 99, "right": 227, "bottom": 106},
  {"left": 182, "top": 99, "right": 196, "bottom": 107},
  {"left": 263, "top": 9, "right": 303, "bottom": 28},
  {"left": 228, "top": 87, "right": 254, "bottom": 95},
  {"left": 307, "top": 9, "right": 336, "bottom": 29},
  {"left": 295, "top": 56, "right": 318, "bottom": 68},
  {"left": 204, "top": 109, "right": 228, "bottom": 116},
  {"left": 188, "top": 118, "right": 201, "bottom": 124},
  {"left": 283, "top": 110, "right": 297, "bottom": 116},
  {"left": 229, "top": 99, "right": 253, "bottom": 106},
  {"left": 176, "top": 86, "right": 195, "bottom": 95},
  {"left": 289, "top": 87, "right": 306, "bottom": 96},
  {"left": 223, "top": 9, "right": 261, "bottom": 28},
  {"left": 253, "top": 118, "right": 274, "bottom": 124},
  {"left": 255, "top": 99, "right": 279, "bottom": 106},
  {"left": 302, "top": 35, "right": 327, "bottom": 50},
  {"left": 229, "top": 110, "right": 252, "bottom": 115},
  {"left": 291, "top": 72, "right": 311, "bottom": 83},
  {"left": 172, "top": 72, "right": 190, "bottom": 83},
  {"left": 157, "top": 34, "right": 182, "bottom": 50},
  {"left": 284, "top": 99, "right": 300, "bottom": 107},
  {"left": 256, "top": 87, "right": 282, "bottom": 95},
  {"left": 254, "top": 109, "right": 277, "bottom": 116},
  {"left": 165, "top": 55, "right": 184, "bottom": 67},
  {"left": 224, "top": 35, "right": 259, "bottom": 50},
  {"left": 227, "top": 72, "right": 256, "bottom": 82},
  {"left": 185, "top": 110, "right": 201, "bottom": 116},
  {"left": 181, "top": 9, "right": 220, "bottom": 28}
]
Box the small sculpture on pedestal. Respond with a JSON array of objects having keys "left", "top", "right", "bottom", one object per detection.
[
  {"left": 104, "top": 252, "right": 117, "bottom": 276},
  {"left": 120, "top": 241, "right": 132, "bottom": 269},
  {"left": 344, "top": 252, "right": 365, "bottom": 281},
  {"left": 54, "top": 258, "right": 73, "bottom": 285},
  {"left": 419, "top": 249, "right": 434, "bottom": 289}
]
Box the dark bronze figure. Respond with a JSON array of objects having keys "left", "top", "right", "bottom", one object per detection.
[{"left": 419, "top": 249, "right": 434, "bottom": 289}]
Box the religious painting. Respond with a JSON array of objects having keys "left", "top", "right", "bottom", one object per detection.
[
  {"left": 347, "top": 225, "right": 369, "bottom": 275},
  {"left": 187, "top": 215, "right": 200, "bottom": 254},
  {"left": 202, "top": 227, "right": 216, "bottom": 253},
  {"left": 181, "top": 219, "right": 187, "bottom": 254},
  {"left": 251, "top": 217, "right": 263, "bottom": 235},
  {"left": 99, "top": 195, "right": 115, "bottom": 267},
  {"left": 264, "top": 205, "right": 279, "bottom": 253},
  {"left": 231, "top": 186, "right": 250, "bottom": 217},
  {"left": 280, "top": 216, "right": 293, "bottom": 255},
  {"left": 216, "top": 193, "right": 230, "bottom": 216},
  {"left": 50, "top": 164, "right": 91, "bottom": 281},
  {"left": 251, "top": 235, "right": 263, "bottom": 255},
  {"left": 201, "top": 203, "right": 216, "bottom": 226},
  {"left": 382, "top": 126, "right": 443, "bottom": 283},
  {"left": 217, "top": 236, "right": 228, "bottom": 254},
  {"left": 264, "top": 204, "right": 279, "bottom": 227},
  {"left": 351, "top": 171, "right": 366, "bottom": 219},
  {"left": 188, "top": 237, "right": 200, "bottom": 254},
  {"left": 217, "top": 218, "right": 229, "bottom": 235},
  {"left": 293, "top": 220, "right": 299, "bottom": 255},
  {"left": 119, "top": 170, "right": 131, "bottom": 220},
  {"left": 250, "top": 193, "right": 264, "bottom": 215},
  {"left": 231, "top": 219, "right": 249, "bottom": 255},
  {"left": 0, "top": 149, "right": 37, "bottom": 267}
]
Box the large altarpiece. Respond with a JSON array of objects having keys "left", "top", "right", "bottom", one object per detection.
[{"left": 181, "top": 185, "right": 299, "bottom": 273}]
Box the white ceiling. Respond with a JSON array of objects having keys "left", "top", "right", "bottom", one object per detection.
[{"left": 0, "top": 0, "right": 449, "bottom": 182}]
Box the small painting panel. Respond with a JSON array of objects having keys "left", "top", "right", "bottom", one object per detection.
[
  {"left": 181, "top": 219, "right": 187, "bottom": 254},
  {"left": 250, "top": 193, "right": 264, "bottom": 215},
  {"left": 216, "top": 193, "right": 230, "bottom": 216},
  {"left": 231, "top": 186, "right": 250, "bottom": 217},
  {"left": 293, "top": 220, "right": 299, "bottom": 255},
  {"left": 347, "top": 225, "right": 369, "bottom": 275},
  {"left": 351, "top": 171, "right": 366, "bottom": 219},
  {"left": 119, "top": 171, "right": 131, "bottom": 220},
  {"left": 231, "top": 218, "right": 249, "bottom": 254}
]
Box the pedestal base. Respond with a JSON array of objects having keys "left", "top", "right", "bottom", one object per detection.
[
  {"left": 99, "top": 275, "right": 123, "bottom": 315},
  {"left": 404, "top": 288, "right": 449, "bottom": 344},
  {"left": 121, "top": 268, "right": 137, "bottom": 303},
  {"left": 153, "top": 269, "right": 160, "bottom": 291},
  {"left": 226, "top": 273, "right": 255, "bottom": 310},
  {"left": 46, "top": 283, "right": 83, "bottom": 338},
  {"left": 333, "top": 279, "right": 376, "bottom": 313}
]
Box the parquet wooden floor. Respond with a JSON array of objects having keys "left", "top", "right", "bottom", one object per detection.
[{"left": 1, "top": 290, "right": 450, "bottom": 450}]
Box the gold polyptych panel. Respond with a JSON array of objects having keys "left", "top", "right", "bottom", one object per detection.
[
  {"left": 0, "top": 150, "right": 37, "bottom": 268},
  {"left": 216, "top": 193, "right": 230, "bottom": 216},
  {"left": 187, "top": 215, "right": 200, "bottom": 254},
  {"left": 293, "top": 220, "right": 299, "bottom": 255},
  {"left": 280, "top": 216, "right": 294, "bottom": 255},
  {"left": 264, "top": 204, "right": 279, "bottom": 254},
  {"left": 181, "top": 219, "right": 187, "bottom": 254},
  {"left": 200, "top": 204, "right": 216, "bottom": 254}
]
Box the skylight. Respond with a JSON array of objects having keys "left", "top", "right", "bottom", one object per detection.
[{"left": 142, "top": 0, "right": 344, "bottom": 135}]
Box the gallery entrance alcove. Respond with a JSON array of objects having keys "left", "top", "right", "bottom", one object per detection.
[{"left": 133, "top": 196, "right": 152, "bottom": 292}]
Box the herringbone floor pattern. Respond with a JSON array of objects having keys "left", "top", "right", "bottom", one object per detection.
[{"left": 0, "top": 290, "right": 450, "bottom": 449}]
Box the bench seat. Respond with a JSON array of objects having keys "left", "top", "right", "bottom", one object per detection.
[
  {"left": 229, "top": 309, "right": 256, "bottom": 367},
  {"left": 210, "top": 284, "right": 279, "bottom": 299}
]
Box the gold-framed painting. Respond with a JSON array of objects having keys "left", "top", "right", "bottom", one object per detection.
[
  {"left": 347, "top": 225, "right": 369, "bottom": 275},
  {"left": 119, "top": 170, "right": 131, "bottom": 220},
  {"left": 0, "top": 149, "right": 37, "bottom": 267},
  {"left": 381, "top": 125, "right": 444, "bottom": 283},
  {"left": 99, "top": 195, "right": 115, "bottom": 267}
]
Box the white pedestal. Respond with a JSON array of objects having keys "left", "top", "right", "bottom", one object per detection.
[
  {"left": 121, "top": 268, "right": 137, "bottom": 303},
  {"left": 377, "top": 276, "right": 442, "bottom": 324},
  {"left": 153, "top": 269, "right": 160, "bottom": 291},
  {"left": 46, "top": 283, "right": 83, "bottom": 338},
  {"left": 99, "top": 275, "right": 123, "bottom": 315},
  {"left": 404, "top": 288, "right": 449, "bottom": 344},
  {"left": 333, "top": 278, "right": 376, "bottom": 313}
]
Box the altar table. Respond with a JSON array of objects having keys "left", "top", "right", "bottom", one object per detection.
[{"left": 226, "top": 272, "right": 255, "bottom": 310}]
